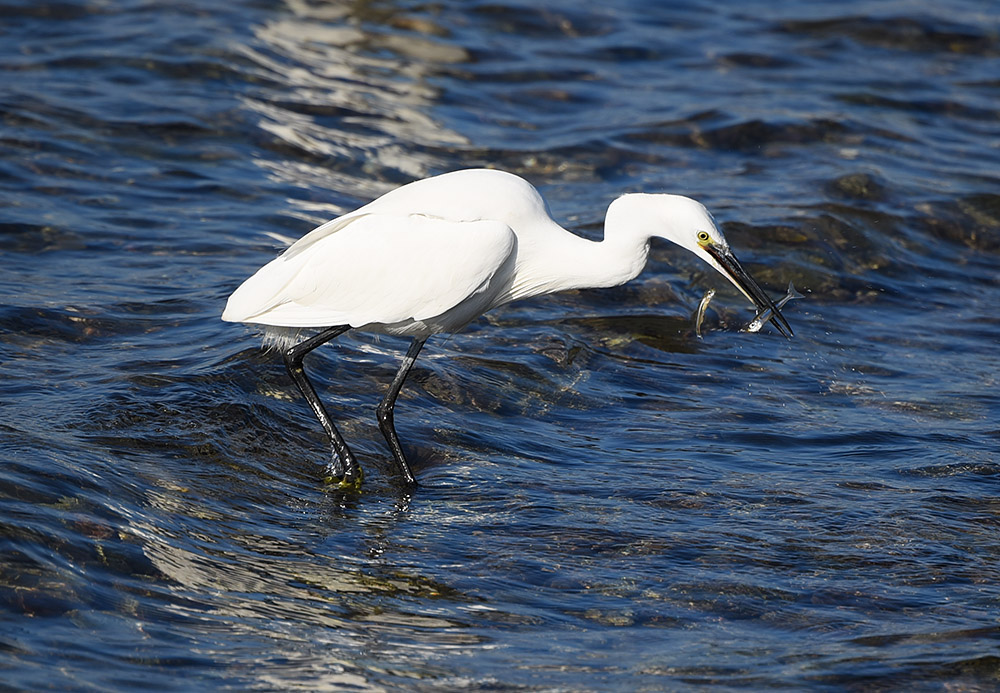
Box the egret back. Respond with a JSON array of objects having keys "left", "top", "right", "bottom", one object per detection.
[{"left": 222, "top": 213, "right": 517, "bottom": 335}]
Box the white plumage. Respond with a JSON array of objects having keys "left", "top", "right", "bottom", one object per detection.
[
  {"left": 223, "top": 168, "right": 791, "bottom": 486},
  {"left": 224, "top": 214, "right": 516, "bottom": 334},
  {"left": 224, "top": 169, "right": 547, "bottom": 337}
]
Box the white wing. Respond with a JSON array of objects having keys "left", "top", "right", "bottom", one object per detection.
[{"left": 222, "top": 213, "right": 516, "bottom": 329}]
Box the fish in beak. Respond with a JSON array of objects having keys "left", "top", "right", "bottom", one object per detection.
[{"left": 703, "top": 243, "right": 794, "bottom": 338}]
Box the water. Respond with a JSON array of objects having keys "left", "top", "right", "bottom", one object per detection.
[{"left": 2, "top": 0, "right": 999, "bottom": 689}]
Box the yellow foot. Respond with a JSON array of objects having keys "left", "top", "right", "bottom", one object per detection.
[{"left": 323, "top": 472, "right": 364, "bottom": 492}]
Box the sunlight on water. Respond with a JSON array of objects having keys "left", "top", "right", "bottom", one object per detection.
[
  {"left": 243, "top": 0, "right": 469, "bottom": 200},
  {"left": 1, "top": 0, "right": 999, "bottom": 690}
]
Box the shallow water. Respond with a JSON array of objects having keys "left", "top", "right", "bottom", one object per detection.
[{"left": 2, "top": 0, "right": 1000, "bottom": 690}]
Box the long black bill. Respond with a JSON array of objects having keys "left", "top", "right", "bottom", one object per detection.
[{"left": 705, "top": 245, "right": 793, "bottom": 338}]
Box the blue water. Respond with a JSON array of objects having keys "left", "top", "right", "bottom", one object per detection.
[{"left": 2, "top": 0, "right": 1000, "bottom": 690}]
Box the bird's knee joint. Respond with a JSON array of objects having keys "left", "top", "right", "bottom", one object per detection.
[{"left": 284, "top": 352, "right": 305, "bottom": 373}]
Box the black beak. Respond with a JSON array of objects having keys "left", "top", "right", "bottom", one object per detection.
[{"left": 704, "top": 245, "right": 793, "bottom": 338}]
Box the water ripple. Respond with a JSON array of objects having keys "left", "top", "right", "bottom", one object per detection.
[{"left": 2, "top": 0, "right": 1000, "bottom": 690}]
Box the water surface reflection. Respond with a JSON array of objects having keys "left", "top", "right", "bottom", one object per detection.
[{"left": 1, "top": 0, "right": 999, "bottom": 690}]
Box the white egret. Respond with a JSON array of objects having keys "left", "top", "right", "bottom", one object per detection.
[{"left": 223, "top": 169, "right": 792, "bottom": 486}]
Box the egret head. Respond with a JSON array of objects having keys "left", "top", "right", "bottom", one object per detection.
[{"left": 612, "top": 193, "right": 793, "bottom": 337}]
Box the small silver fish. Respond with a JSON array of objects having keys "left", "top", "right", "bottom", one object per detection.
[
  {"left": 746, "top": 281, "right": 802, "bottom": 333},
  {"left": 694, "top": 288, "right": 715, "bottom": 339}
]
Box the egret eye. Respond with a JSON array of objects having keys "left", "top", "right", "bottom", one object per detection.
[{"left": 696, "top": 231, "right": 711, "bottom": 244}]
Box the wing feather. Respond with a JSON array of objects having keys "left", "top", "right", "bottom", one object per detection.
[{"left": 223, "top": 214, "right": 515, "bottom": 330}]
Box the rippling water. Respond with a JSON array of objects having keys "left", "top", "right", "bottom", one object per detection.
[{"left": 3, "top": 0, "right": 999, "bottom": 690}]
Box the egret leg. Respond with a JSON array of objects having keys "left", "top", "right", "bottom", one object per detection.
[
  {"left": 283, "top": 326, "right": 360, "bottom": 484},
  {"left": 376, "top": 338, "right": 426, "bottom": 486}
]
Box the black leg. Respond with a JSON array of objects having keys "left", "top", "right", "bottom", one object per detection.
[
  {"left": 282, "top": 326, "right": 361, "bottom": 485},
  {"left": 376, "top": 338, "right": 426, "bottom": 486}
]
